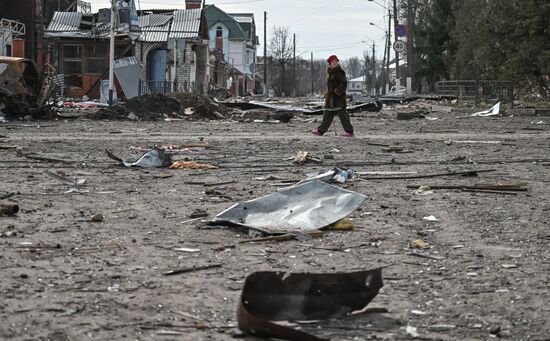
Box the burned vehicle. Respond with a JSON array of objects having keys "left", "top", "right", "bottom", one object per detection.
[{"left": 0, "top": 57, "right": 55, "bottom": 117}]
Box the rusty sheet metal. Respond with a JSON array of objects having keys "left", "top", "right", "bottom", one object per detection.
[
  {"left": 237, "top": 268, "right": 384, "bottom": 340},
  {"left": 214, "top": 180, "right": 367, "bottom": 234}
]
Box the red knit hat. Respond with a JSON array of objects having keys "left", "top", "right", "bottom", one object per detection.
[{"left": 327, "top": 55, "right": 339, "bottom": 63}]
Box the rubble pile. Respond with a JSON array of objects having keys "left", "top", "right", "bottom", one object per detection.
[
  {"left": 171, "top": 92, "right": 228, "bottom": 120},
  {"left": 89, "top": 93, "right": 228, "bottom": 121}
]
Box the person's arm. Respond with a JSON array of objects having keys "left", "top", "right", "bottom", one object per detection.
[{"left": 334, "top": 72, "right": 347, "bottom": 96}]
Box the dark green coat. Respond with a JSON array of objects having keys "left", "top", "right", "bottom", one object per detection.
[{"left": 325, "top": 65, "right": 347, "bottom": 109}]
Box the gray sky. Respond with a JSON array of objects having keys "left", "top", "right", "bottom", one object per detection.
[{"left": 88, "top": 0, "right": 392, "bottom": 62}]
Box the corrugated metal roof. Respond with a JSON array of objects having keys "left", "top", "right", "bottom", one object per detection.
[
  {"left": 169, "top": 8, "right": 201, "bottom": 39},
  {"left": 139, "top": 13, "right": 172, "bottom": 42},
  {"left": 140, "top": 13, "right": 172, "bottom": 27},
  {"left": 46, "top": 12, "right": 82, "bottom": 32}
]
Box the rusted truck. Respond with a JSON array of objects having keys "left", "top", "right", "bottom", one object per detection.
[{"left": 0, "top": 56, "right": 55, "bottom": 116}]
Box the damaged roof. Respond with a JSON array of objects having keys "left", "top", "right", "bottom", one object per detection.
[
  {"left": 46, "top": 12, "right": 89, "bottom": 38},
  {"left": 169, "top": 8, "right": 201, "bottom": 39},
  {"left": 45, "top": 8, "right": 202, "bottom": 42},
  {"left": 139, "top": 13, "right": 172, "bottom": 42}
]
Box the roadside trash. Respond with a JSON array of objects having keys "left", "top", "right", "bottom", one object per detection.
[
  {"left": 410, "top": 239, "right": 430, "bottom": 249},
  {"left": 169, "top": 161, "right": 218, "bottom": 169},
  {"left": 423, "top": 215, "right": 439, "bottom": 222},
  {"left": 331, "top": 218, "right": 355, "bottom": 230},
  {"left": 129, "top": 143, "right": 207, "bottom": 154},
  {"left": 162, "top": 264, "right": 222, "bottom": 276},
  {"left": 471, "top": 102, "right": 500, "bottom": 117},
  {"left": 301, "top": 167, "right": 355, "bottom": 184},
  {"left": 406, "top": 325, "right": 420, "bottom": 338},
  {"left": 174, "top": 247, "right": 200, "bottom": 253},
  {"left": 0, "top": 203, "right": 19, "bottom": 216},
  {"left": 45, "top": 171, "right": 87, "bottom": 188},
  {"left": 91, "top": 213, "right": 104, "bottom": 222},
  {"left": 429, "top": 324, "right": 456, "bottom": 331},
  {"left": 106, "top": 148, "right": 172, "bottom": 168},
  {"left": 188, "top": 209, "right": 208, "bottom": 218},
  {"left": 292, "top": 151, "right": 321, "bottom": 165},
  {"left": 237, "top": 267, "right": 384, "bottom": 340},
  {"left": 501, "top": 263, "right": 518, "bottom": 269},
  {"left": 214, "top": 180, "right": 367, "bottom": 234},
  {"left": 414, "top": 185, "right": 433, "bottom": 195},
  {"left": 408, "top": 182, "right": 527, "bottom": 193}
]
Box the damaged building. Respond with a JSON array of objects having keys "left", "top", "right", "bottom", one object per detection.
[
  {"left": 204, "top": 5, "right": 259, "bottom": 97},
  {"left": 44, "top": 0, "right": 209, "bottom": 100}
]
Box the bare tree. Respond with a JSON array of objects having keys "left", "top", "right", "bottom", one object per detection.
[
  {"left": 341, "top": 57, "right": 363, "bottom": 79},
  {"left": 268, "top": 25, "right": 294, "bottom": 96}
]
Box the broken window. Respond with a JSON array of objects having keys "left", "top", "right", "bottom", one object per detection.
[
  {"left": 86, "top": 44, "right": 108, "bottom": 74},
  {"left": 63, "top": 44, "right": 83, "bottom": 88}
]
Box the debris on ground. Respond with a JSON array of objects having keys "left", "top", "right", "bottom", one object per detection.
[
  {"left": 213, "top": 180, "right": 367, "bottom": 234},
  {"left": 292, "top": 151, "right": 321, "bottom": 165},
  {"left": 407, "top": 181, "right": 528, "bottom": 193},
  {"left": 330, "top": 218, "right": 355, "bottom": 230},
  {"left": 410, "top": 239, "right": 431, "bottom": 249},
  {"left": 396, "top": 110, "right": 427, "bottom": 120},
  {"left": 301, "top": 167, "right": 355, "bottom": 184},
  {"left": 471, "top": 102, "right": 500, "bottom": 117},
  {"left": 423, "top": 215, "right": 439, "bottom": 222},
  {"left": 169, "top": 160, "right": 218, "bottom": 169},
  {"left": 90, "top": 93, "right": 228, "bottom": 121},
  {"left": 0, "top": 203, "right": 19, "bottom": 216},
  {"left": 45, "top": 171, "right": 87, "bottom": 188},
  {"left": 237, "top": 267, "right": 384, "bottom": 340},
  {"left": 232, "top": 109, "right": 294, "bottom": 123},
  {"left": 106, "top": 148, "right": 172, "bottom": 167}
]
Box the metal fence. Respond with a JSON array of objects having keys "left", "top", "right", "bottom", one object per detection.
[
  {"left": 138, "top": 80, "right": 208, "bottom": 96},
  {"left": 436, "top": 80, "right": 514, "bottom": 105}
]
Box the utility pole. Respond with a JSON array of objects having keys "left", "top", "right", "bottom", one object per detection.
[
  {"left": 406, "top": 0, "right": 414, "bottom": 84},
  {"left": 393, "top": 0, "right": 399, "bottom": 81},
  {"left": 263, "top": 11, "right": 267, "bottom": 97},
  {"left": 292, "top": 33, "right": 296, "bottom": 97},
  {"left": 310, "top": 52, "right": 313, "bottom": 96},
  {"left": 387, "top": 8, "right": 391, "bottom": 91},
  {"left": 108, "top": 0, "right": 115, "bottom": 106},
  {"left": 372, "top": 42, "right": 376, "bottom": 95},
  {"left": 381, "top": 30, "right": 387, "bottom": 94}
]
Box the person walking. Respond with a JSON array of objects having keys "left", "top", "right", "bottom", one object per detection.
[{"left": 311, "top": 55, "right": 354, "bottom": 137}]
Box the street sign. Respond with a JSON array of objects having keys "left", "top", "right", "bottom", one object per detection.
[
  {"left": 393, "top": 40, "right": 406, "bottom": 53},
  {"left": 396, "top": 24, "right": 407, "bottom": 37}
]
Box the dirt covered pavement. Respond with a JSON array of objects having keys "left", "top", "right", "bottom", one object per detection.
[{"left": 1, "top": 103, "right": 549, "bottom": 340}]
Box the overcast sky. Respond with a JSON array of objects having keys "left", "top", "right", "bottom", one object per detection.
[{"left": 88, "top": 0, "right": 392, "bottom": 62}]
